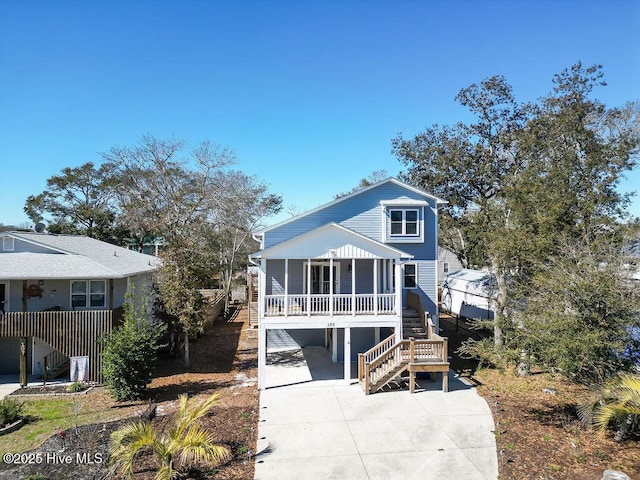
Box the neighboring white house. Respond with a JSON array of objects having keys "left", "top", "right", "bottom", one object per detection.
[
  {"left": 0, "top": 231, "right": 160, "bottom": 382},
  {"left": 438, "top": 246, "right": 464, "bottom": 284},
  {"left": 250, "top": 177, "right": 447, "bottom": 389},
  {"left": 441, "top": 268, "right": 495, "bottom": 321}
]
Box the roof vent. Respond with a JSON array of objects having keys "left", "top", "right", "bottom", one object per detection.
[{"left": 34, "top": 222, "right": 46, "bottom": 233}]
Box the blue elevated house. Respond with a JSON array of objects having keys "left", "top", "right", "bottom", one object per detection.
[{"left": 251, "top": 178, "right": 451, "bottom": 393}]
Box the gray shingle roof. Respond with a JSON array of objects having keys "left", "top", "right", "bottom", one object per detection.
[{"left": 0, "top": 232, "right": 160, "bottom": 280}]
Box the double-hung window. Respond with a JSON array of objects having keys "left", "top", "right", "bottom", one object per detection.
[
  {"left": 390, "top": 209, "right": 419, "bottom": 236},
  {"left": 71, "top": 280, "right": 106, "bottom": 308},
  {"left": 404, "top": 263, "right": 417, "bottom": 289},
  {"left": 381, "top": 200, "right": 426, "bottom": 243}
]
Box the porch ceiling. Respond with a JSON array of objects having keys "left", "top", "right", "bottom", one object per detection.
[{"left": 251, "top": 222, "right": 413, "bottom": 260}]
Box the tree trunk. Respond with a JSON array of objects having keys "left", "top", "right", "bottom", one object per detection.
[
  {"left": 183, "top": 332, "right": 190, "bottom": 370},
  {"left": 517, "top": 350, "right": 530, "bottom": 376},
  {"left": 491, "top": 257, "right": 506, "bottom": 348}
]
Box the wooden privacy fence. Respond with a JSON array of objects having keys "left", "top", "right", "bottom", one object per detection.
[{"left": 0, "top": 309, "right": 119, "bottom": 383}]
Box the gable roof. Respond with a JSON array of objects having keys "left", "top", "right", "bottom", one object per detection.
[
  {"left": 251, "top": 222, "right": 413, "bottom": 260},
  {"left": 0, "top": 232, "right": 160, "bottom": 280},
  {"left": 256, "top": 177, "right": 447, "bottom": 236}
]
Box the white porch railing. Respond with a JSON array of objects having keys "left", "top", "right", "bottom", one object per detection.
[{"left": 264, "top": 293, "right": 397, "bottom": 316}]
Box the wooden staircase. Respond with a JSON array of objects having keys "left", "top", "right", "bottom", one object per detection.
[
  {"left": 358, "top": 292, "right": 449, "bottom": 395},
  {"left": 40, "top": 349, "right": 70, "bottom": 381},
  {"left": 358, "top": 331, "right": 449, "bottom": 394},
  {"left": 403, "top": 308, "right": 429, "bottom": 339}
]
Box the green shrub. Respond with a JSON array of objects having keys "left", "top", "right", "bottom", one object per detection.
[
  {"left": 65, "top": 381, "right": 85, "bottom": 393},
  {"left": 0, "top": 397, "right": 24, "bottom": 426},
  {"left": 101, "top": 291, "right": 166, "bottom": 401}
]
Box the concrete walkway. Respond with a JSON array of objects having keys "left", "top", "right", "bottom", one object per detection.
[
  {"left": 255, "top": 347, "right": 498, "bottom": 480},
  {"left": 0, "top": 375, "right": 67, "bottom": 400},
  {"left": 0, "top": 375, "right": 27, "bottom": 400}
]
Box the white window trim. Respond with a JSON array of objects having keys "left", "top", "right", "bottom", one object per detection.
[
  {"left": 2, "top": 237, "right": 14, "bottom": 252},
  {"left": 70, "top": 280, "right": 107, "bottom": 309},
  {"left": 403, "top": 263, "right": 418, "bottom": 290},
  {"left": 383, "top": 205, "right": 425, "bottom": 243},
  {"left": 389, "top": 208, "right": 419, "bottom": 237}
]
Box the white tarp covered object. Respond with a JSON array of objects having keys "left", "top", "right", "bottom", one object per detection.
[{"left": 441, "top": 269, "right": 495, "bottom": 320}]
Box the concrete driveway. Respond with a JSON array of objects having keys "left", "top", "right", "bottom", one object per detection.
[
  {"left": 255, "top": 347, "right": 498, "bottom": 480},
  {"left": 0, "top": 375, "right": 22, "bottom": 400}
]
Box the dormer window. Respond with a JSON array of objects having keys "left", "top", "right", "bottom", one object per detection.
[
  {"left": 381, "top": 199, "right": 428, "bottom": 243},
  {"left": 390, "top": 209, "right": 419, "bottom": 236}
]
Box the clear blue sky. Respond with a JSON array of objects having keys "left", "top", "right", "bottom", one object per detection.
[{"left": 1, "top": 1, "right": 639, "bottom": 227}]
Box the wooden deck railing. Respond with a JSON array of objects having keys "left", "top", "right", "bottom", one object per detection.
[
  {"left": 0, "top": 309, "right": 119, "bottom": 383},
  {"left": 358, "top": 318, "right": 449, "bottom": 394}
]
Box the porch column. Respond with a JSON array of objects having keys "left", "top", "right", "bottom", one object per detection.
[
  {"left": 258, "top": 324, "right": 267, "bottom": 389},
  {"left": 332, "top": 327, "right": 338, "bottom": 362},
  {"left": 284, "top": 258, "right": 289, "bottom": 317},
  {"left": 344, "top": 327, "right": 351, "bottom": 384},
  {"left": 395, "top": 259, "right": 403, "bottom": 343},
  {"left": 19, "top": 336, "right": 28, "bottom": 387},
  {"left": 20, "top": 281, "right": 28, "bottom": 386},
  {"left": 373, "top": 259, "right": 378, "bottom": 316},
  {"left": 375, "top": 327, "right": 380, "bottom": 344},
  {"left": 329, "top": 257, "right": 334, "bottom": 317},
  {"left": 351, "top": 258, "right": 356, "bottom": 316},
  {"left": 259, "top": 260, "right": 266, "bottom": 319},
  {"left": 306, "top": 259, "right": 311, "bottom": 316},
  {"left": 383, "top": 260, "right": 387, "bottom": 293}
]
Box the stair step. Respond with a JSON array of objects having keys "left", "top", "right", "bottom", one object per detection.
[
  {"left": 403, "top": 333, "right": 428, "bottom": 339},
  {"left": 403, "top": 326, "right": 426, "bottom": 333},
  {"left": 403, "top": 320, "right": 423, "bottom": 327}
]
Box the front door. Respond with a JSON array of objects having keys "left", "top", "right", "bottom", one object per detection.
[{"left": 310, "top": 264, "right": 339, "bottom": 294}]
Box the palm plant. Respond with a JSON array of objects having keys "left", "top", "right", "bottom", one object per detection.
[
  {"left": 578, "top": 374, "right": 640, "bottom": 441},
  {"left": 109, "top": 393, "right": 231, "bottom": 479}
]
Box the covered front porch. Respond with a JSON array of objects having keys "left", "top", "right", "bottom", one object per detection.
[
  {"left": 253, "top": 222, "right": 413, "bottom": 322},
  {"left": 252, "top": 223, "right": 415, "bottom": 389},
  {"left": 263, "top": 258, "right": 400, "bottom": 317}
]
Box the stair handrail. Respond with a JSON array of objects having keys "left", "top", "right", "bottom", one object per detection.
[
  {"left": 407, "top": 291, "right": 429, "bottom": 333},
  {"left": 358, "top": 333, "right": 395, "bottom": 381},
  {"left": 361, "top": 340, "right": 405, "bottom": 394}
]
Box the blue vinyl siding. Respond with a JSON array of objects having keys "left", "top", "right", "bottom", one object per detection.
[
  {"left": 418, "top": 260, "right": 438, "bottom": 315},
  {"left": 265, "top": 259, "right": 380, "bottom": 295},
  {"left": 336, "top": 327, "right": 376, "bottom": 362},
  {"left": 288, "top": 260, "right": 305, "bottom": 295},
  {"left": 263, "top": 182, "right": 437, "bottom": 251},
  {"left": 266, "top": 259, "right": 285, "bottom": 295},
  {"left": 285, "top": 328, "right": 325, "bottom": 347},
  {"left": 400, "top": 260, "right": 437, "bottom": 315}
]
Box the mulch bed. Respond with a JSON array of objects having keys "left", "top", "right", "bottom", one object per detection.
[
  {"left": 10, "top": 385, "right": 93, "bottom": 396},
  {"left": 441, "top": 314, "right": 640, "bottom": 480},
  {"left": 0, "top": 304, "right": 259, "bottom": 480}
]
